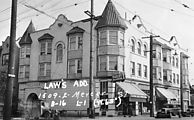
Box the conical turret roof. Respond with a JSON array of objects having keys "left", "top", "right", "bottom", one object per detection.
[{"left": 95, "top": 0, "right": 127, "bottom": 29}]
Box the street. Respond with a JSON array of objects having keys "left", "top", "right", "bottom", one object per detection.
[{"left": 56, "top": 116, "right": 194, "bottom": 120}]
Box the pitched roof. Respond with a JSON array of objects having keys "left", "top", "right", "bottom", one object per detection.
[
  {"left": 66, "top": 26, "right": 85, "bottom": 35},
  {"left": 19, "top": 21, "right": 35, "bottom": 45},
  {"left": 95, "top": 0, "right": 127, "bottom": 29},
  {"left": 38, "top": 33, "right": 54, "bottom": 41}
]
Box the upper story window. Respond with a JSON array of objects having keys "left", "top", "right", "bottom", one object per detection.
[
  {"left": 99, "top": 55, "right": 123, "bottom": 71},
  {"left": 40, "top": 41, "right": 52, "bottom": 55},
  {"left": 153, "top": 67, "right": 156, "bottom": 79},
  {"left": 99, "top": 31, "right": 107, "bottom": 46},
  {"left": 137, "top": 42, "right": 141, "bottom": 54},
  {"left": 99, "top": 56, "right": 107, "bottom": 71},
  {"left": 143, "top": 65, "right": 147, "bottom": 78},
  {"left": 158, "top": 67, "right": 162, "bottom": 79},
  {"left": 177, "top": 74, "right": 179, "bottom": 84},
  {"left": 120, "top": 32, "right": 124, "bottom": 46},
  {"left": 109, "top": 31, "right": 118, "bottom": 45},
  {"left": 173, "top": 73, "right": 176, "bottom": 83},
  {"left": 78, "top": 36, "right": 83, "bottom": 49},
  {"left": 56, "top": 44, "right": 63, "bottom": 62},
  {"left": 137, "top": 63, "right": 141, "bottom": 77},
  {"left": 130, "top": 61, "right": 135, "bottom": 75},
  {"left": 172, "top": 56, "right": 175, "bottom": 66},
  {"left": 2, "top": 54, "right": 9, "bottom": 65},
  {"left": 109, "top": 56, "right": 118, "bottom": 71},
  {"left": 69, "top": 37, "right": 76, "bottom": 50},
  {"left": 69, "top": 35, "right": 83, "bottom": 50},
  {"left": 20, "top": 46, "right": 31, "bottom": 58},
  {"left": 163, "top": 70, "right": 167, "bottom": 81},
  {"left": 19, "top": 65, "right": 30, "bottom": 78},
  {"left": 39, "top": 63, "right": 51, "bottom": 77},
  {"left": 131, "top": 39, "right": 135, "bottom": 52},
  {"left": 176, "top": 58, "right": 178, "bottom": 67},
  {"left": 143, "top": 44, "right": 147, "bottom": 57},
  {"left": 68, "top": 59, "right": 82, "bottom": 74},
  {"left": 38, "top": 33, "right": 54, "bottom": 55}
]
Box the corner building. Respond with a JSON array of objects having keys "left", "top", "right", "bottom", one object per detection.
[{"left": 18, "top": 0, "right": 190, "bottom": 117}]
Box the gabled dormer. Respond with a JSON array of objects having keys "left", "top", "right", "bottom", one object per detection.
[{"left": 19, "top": 21, "right": 35, "bottom": 45}]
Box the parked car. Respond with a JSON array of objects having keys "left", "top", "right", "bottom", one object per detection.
[
  {"left": 182, "top": 105, "right": 194, "bottom": 117},
  {"left": 156, "top": 104, "right": 182, "bottom": 118}
]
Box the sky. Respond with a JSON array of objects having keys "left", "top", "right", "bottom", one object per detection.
[{"left": 0, "top": 0, "right": 194, "bottom": 84}]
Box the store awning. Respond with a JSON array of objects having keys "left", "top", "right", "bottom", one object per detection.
[
  {"left": 116, "top": 82, "right": 147, "bottom": 102},
  {"left": 156, "top": 87, "right": 177, "bottom": 101}
]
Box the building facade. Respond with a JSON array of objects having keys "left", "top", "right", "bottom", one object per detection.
[{"left": 17, "top": 0, "right": 190, "bottom": 118}]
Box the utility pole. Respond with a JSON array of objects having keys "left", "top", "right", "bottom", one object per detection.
[
  {"left": 180, "top": 52, "right": 184, "bottom": 112},
  {"left": 3, "top": 0, "right": 17, "bottom": 120},
  {"left": 89, "top": 0, "right": 95, "bottom": 118},
  {"left": 142, "top": 35, "right": 159, "bottom": 117}
]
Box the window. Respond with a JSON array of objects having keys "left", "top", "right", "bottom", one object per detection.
[
  {"left": 68, "top": 59, "right": 82, "bottom": 74},
  {"left": 20, "top": 46, "right": 25, "bottom": 58},
  {"left": 69, "top": 37, "right": 76, "bottom": 50},
  {"left": 2, "top": 54, "right": 9, "bottom": 65},
  {"left": 173, "top": 73, "right": 176, "bottom": 83},
  {"left": 137, "top": 42, "right": 141, "bottom": 54},
  {"left": 158, "top": 52, "right": 161, "bottom": 60},
  {"left": 143, "top": 65, "right": 147, "bottom": 78},
  {"left": 47, "top": 42, "right": 52, "bottom": 54},
  {"left": 109, "top": 56, "right": 117, "bottom": 71},
  {"left": 77, "top": 59, "right": 82, "bottom": 73},
  {"left": 100, "top": 81, "right": 108, "bottom": 94},
  {"left": 130, "top": 61, "right": 135, "bottom": 75},
  {"left": 119, "top": 56, "right": 124, "bottom": 71},
  {"left": 40, "top": 41, "right": 52, "bottom": 55},
  {"left": 120, "top": 32, "right": 124, "bottom": 46},
  {"left": 69, "top": 60, "right": 75, "bottom": 74},
  {"left": 158, "top": 67, "right": 162, "bottom": 79},
  {"left": 177, "top": 74, "right": 179, "bottom": 84},
  {"left": 56, "top": 44, "right": 63, "bottom": 62},
  {"left": 100, "top": 81, "right": 108, "bottom": 110},
  {"left": 131, "top": 39, "right": 135, "bottom": 52},
  {"left": 153, "top": 67, "right": 156, "bottom": 79},
  {"left": 99, "top": 31, "right": 107, "bottom": 46},
  {"left": 20, "top": 46, "right": 31, "bottom": 58},
  {"left": 176, "top": 58, "right": 178, "bottom": 67},
  {"left": 19, "top": 66, "right": 24, "bottom": 78},
  {"left": 163, "top": 70, "right": 167, "bottom": 81},
  {"left": 99, "top": 56, "right": 107, "bottom": 71},
  {"left": 39, "top": 63, "right": 51, "bottom": 76},
  {"left": 25, "top": 65, "right": 30, "bottom": 78},
  {"left": 109, "top": 31, "right": 117, "bottom": 45},
  {"left": 137, "top": 63, "right": 141, "bottom": 76},
  {"left": 163, "top": 57, "right": 167, "bottom": 62},
  {"left": 143, "top": 44, "right": 147, "bottom": 57},
  {"left": 172, "top": 57, "right": 175, "bottom": 66},
  {"left": 78, "top": 36, "right": 83, "bottom": 49}
]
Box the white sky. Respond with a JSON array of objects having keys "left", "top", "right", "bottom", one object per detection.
[{"left": 1, "top": 0, "right": 194, "bottom": 84}]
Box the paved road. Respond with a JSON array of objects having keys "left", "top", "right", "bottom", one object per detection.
[
  {"left": 58, "top": 116, "right": 194, "bottom": 120},
  {"left": 9, "top": 115, "right": 194, "bottom": 120}
]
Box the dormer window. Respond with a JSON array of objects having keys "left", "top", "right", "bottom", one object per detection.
[{"left": 38, "top": 33, "right": 54, "bottom": 55}]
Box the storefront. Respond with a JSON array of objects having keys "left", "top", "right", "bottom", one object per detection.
[
  {"left": 115, "top": 82, "right": 147, "bottom": 116},
  {"left": 156, "top": 87, "right": 179, "bottom": 110}
]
